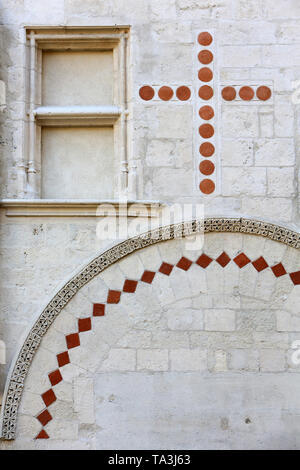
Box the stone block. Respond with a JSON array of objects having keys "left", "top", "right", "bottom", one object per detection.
[
  {"left": 255, "top": 139, "right": 295, "bottom": 166},
  {"left": 221, "top": 139, "right": 254, "bottom": 166},
  {"left": 222, "top": 167, "right": 266, "bottom": 197},
  {"left": 137, "top": 349, "right": 168, "bottom": 371},
  {"left": 259, "top": 349, "right": 286, "bottom": 372},
  {"left": 205, "top": 309, "right": 236, "bottom": 332},
  {"left": 73, "top": 377, "right": 95, "bottom": 424},
  {"left": 170, "top": 348, "right": 207, "bottom": 371},
  {"left": 100, "top": 348, "right": 136, "bottom": 372}
]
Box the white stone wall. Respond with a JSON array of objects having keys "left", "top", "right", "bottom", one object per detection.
[
  {"left": 0, "top": 0, "right": 300, "bottom": 449},
  {"left": 1, "top": 234, "right": 300, "bottom": 449},
  {"left": 0, "top": 0, "right": 299, "bottom": 224}
]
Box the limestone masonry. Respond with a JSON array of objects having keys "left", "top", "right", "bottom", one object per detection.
[{"left": 0, "top": 0, "right": 300, "bottom": 450}]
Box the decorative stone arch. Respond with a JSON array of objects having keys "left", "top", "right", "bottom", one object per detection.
[{"left": 1, "top": 217, "right": 300, "bottom": 441}]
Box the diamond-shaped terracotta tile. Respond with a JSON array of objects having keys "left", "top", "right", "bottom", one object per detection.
[
  {"left": 176, "top": 257, "right": 193, "bottom": 271},
  {"left": 290, "top": 271, "right": 300, "bottom": 285},
  {"left": 159, "top": 262, "right": 174, "bottom": 275},
  {"left": 233, "top": 253, "right": 251, "bottom": 268},
  {"left": 57, "top": 351, "right": 70, "bottom": 367},
  {"left": 123, "top": 279, "right": 138, "bottom": 293},
  {"left": 35, "top": 429, "right": 49, "bottom": 439},
  {"left": 48, "top": 369, "right": 63, "bottom": 387},
  {"left": 141, "top": 270, "right": 155, "bottom": 284},
  {"left": 252, "top": 256, "right": 268, "bottom": 272},
  {"left": 78, "top": 317, "right": 92, "bottom": 332},
  {"left": 42, "top": 389, "right": 56, "bottom": 407},
  {"left": 107, "top": 290, "right": 121, "bottom": 304},
  {"left": 196, "top": 253, "right": 213, "bottom": 268},
  {"left": 271, "top": 263, "right": 287, "bottom": 278},
  {"left": 216, "top": 252, "right": 231, "bottom": 268},
  {"left": 93, "top": 303, "right": 105, "bottom": 316},
  {"left": 37, "top": 409, "right": 52, "bottom": 426},
  {"left": 66, "top": 333, "right": 80, "bottom": 349}
]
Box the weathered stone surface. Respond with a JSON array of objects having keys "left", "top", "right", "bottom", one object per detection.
[{"left": 1, "top": 0, "right": 300, "bottom": 451}]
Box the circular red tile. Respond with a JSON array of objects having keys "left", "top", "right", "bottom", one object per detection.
[
  {"left": 199, "top": 142, "right": 215, "bottom": 157},
  {"left": 199, "top": 85, "right": 213, "bottom": 100},
  {"left": 199, "top": 105, "right": 214, "bottom": 120},
  {"left": 176, "top": 86, "right": 191, "bottom": 101},
  {"left": 158, "top": 86, "right": 174, "bottom": 101},
  {"left": 198, "top": 67, "right": 213, "bottom": 82},
  {"left": 199, "top": 123, "right": 214, "bottom": 138},
  {"left": 221, "top": 86, "right": 236, "bottom": 101},
  {"left": 200, "top": 179, "right": 215, "bottom": 194},
  {"left": 199, "top": 160, "right": 215, "bottom": 175},
  {"left": 198, "top": 50, "right": 213, "bottom": 64},
  {"left": 256, "top": 85, "right": 272, "bottom": 101},
  {"left": 198, "top": 32, "right": 213, "bottom": 46},
  {"left": 239, "top": 86, "right": 254, "bottom": 101},
  {"left": 139, "top": 86, "right": 155, "bottom": 101}
]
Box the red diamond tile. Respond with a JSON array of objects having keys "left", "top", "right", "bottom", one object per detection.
[
  {"left": 141, "top": 270, "right": 155, "bottom": 284},
  {"left": 57, "top": 351, "right": 70, "bottom": 367},
  {"left": 66, "top": 333, "right": 80, "bottom": 349},
  {"left": 159, "top": 262, "right": 174, "bottom": 275},
  {"left": 37, "top": 409, "right": 52, "bottom": 426},
  {"left": 78, "top": 317, "right": 92, "bottom": 332},
  {"left": 176, "top": 257, "right": 193, "bottom": 271},
  {"left": 35, "top": 429, "right": 49, "bottom": 439},
  {"left": 196, "top": 253, "right": 213, "bottom": 268},
  {"left": 123, "top": 279, "right": 138, "bottom": 293},
  {"left": 93, "top": 303, "right": 105, "bottom": 316},
  {"left": 42, "top": 389, "right": 56, "bottom": 407},
  {"left": 48, "top": 369, "right": 63, "bottom": 387},
  {"left": 233, "top": 253, "right": 251, "bottom": 268},
  {"left": 216, "top": 252, "right": 231, "bottom": 268},
  {"left": 107, "top": 290, "right": 121, "bottom": 304},
  {"left": 290, "top": 271, "right": 300, "bottom": 285},
  {"left": 271, "top": 263, "right": 287, "bottom": 278},
  {"left": 252, "top": 256, "right": 268, "bottom": 272}
]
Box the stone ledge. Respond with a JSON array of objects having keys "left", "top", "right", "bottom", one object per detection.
[
  {"left": 0, "top": 199, "right": 163, "bottom": 217},
  {"left": 34, "top": 105, "right": 122, "bottom": 126}
]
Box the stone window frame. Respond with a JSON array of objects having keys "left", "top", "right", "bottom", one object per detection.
[{"left": 22, "top": 26, "right": 131, "bottom": 203}]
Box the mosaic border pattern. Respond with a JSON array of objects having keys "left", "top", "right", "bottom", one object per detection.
[
  {"left": 36, "top": 250, "right": 299, "bottom": 439},
  {"left": 1, "top": 217, "right": 300, "bottom": 440}
]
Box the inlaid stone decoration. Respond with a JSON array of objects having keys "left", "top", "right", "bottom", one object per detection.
[
  {"left": 0, "top": 0, "right": 300, "bottom": 452},
  {"left": 34, "top": 244, "right": 300, "bottom": 440},
  {"left": 139, "top": 85, "right": 192, "bottom": 101},
  {"left": 1, "top": 219, "right": 300, "bottom": 448},
  {"left": 221, "top": 84, "right": 273, "bottom": 102},
  {"left": 197, "top": 31, "right": 217, "bottom": 195}
]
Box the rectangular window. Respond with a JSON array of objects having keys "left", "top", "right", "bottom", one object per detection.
[{"left": 25, "top": 27, "right": 130, "bottom": 200}]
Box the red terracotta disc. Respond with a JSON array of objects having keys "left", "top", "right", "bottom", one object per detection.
[
  {"left": 199, "top": 105, "right": 214, "bottom": 120},
  {"left": 256, "top": 86, "right": 271, "bottom": 101},
  {"left": 199, "top": 142, "right": 215, "bottom": 157},
  {"left": 221, "top": 86, "right": 236, "bottom": 101},
  {"left": 198, "top": 50, "right": 213, "bottom": 64},
  {"left": 198, "top": 67, "right": 213, "bottom": 82},
  {"left": 198, "top": 85, "right": 213, "bottom": 100},
  {"left": 158, "top": 86, "right": 174, "bottom": 101},
  {"left": 198, "top": 32, "right": 213, "bottom": 46},
  {"left": 176, "top": 86, "right": 191, "bottom": 101},
  {"left": 199, "top": 160, "right": 215, "bottom": 175},
  {"left": 199, "top": 123, "right": 214, "bottom": 138},
  {"left": 199, "top": 179, "right": 215, "bottom": 194},
  {"left": 239, "top": 86, "right": 254, "bottom": 101},
  {"left": 139, "top": 86, "right": 155, "bottom": 101}
]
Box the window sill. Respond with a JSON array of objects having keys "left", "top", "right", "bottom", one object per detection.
[
  {"left": 34, "top": 105, "right": 122, "bottom": 126},
  {"left": 0, "top": 199, "right": 163, "bottom": 217}
]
